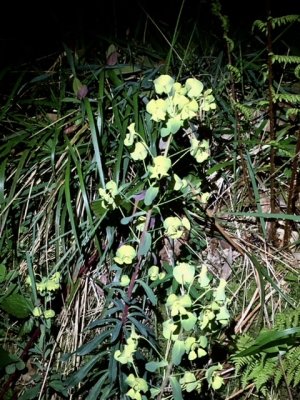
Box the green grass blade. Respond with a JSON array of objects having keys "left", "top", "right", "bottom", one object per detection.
[{"left": 245, "top": 151, "right": 267, "bottom": 238}]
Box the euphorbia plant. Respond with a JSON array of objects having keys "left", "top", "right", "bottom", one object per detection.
[{"left": 69, "top": 74, "right": 230, "bottom": 399}]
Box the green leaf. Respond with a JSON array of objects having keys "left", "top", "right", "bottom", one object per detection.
[
  {"left": 0, "top": 346, "right": 14, "bottom": 368},
  {"left": 67, "top": 353, "right": 103, "bottom": 387},
  {"left": 235, "top": 327, "right": 300, "bottom": 357},
  {"left": 16, "top": 360, "right": 25, "bottom": 370},
  {"left": 86, "top": 372, "right": 109, "bottom": 400},
  {"left": 137, "top": 232, "right": 152, "bottom": 257},
  {"left": 91, "top": 199, "right": 107, "bottom": 218},
  {"left": 18, "top": 384, "right": 43, "bottom": 400},
  {"left": 172, "top": 340, "right": 185, "bottom": 365},
  {"left": 181, "top": 312, "right": 197, "bottom": 331},
  {"left": 0, "top": 293, "right": 32, "bottom": 318},
  {"left": 5, "top": 363, "right": 16, "bottom": 374},
  {"left": 120, "top": 211, "right": 146, "bottom": 225},
  {"left": 49, "top": 379, "right": 68, "bottom": 397},
  {"left": 169, "top": 376, "right": 183, "bottom": 400},
  {"left": 145, "top": 360, "right": 168, "bottom": 372},
  {"left": 144, "top": 186, "right": 159, "bottom": 206},
  {"left": 0, "top": 264, "right": 6, "bottom": 283},
  {"left": 76, "top": 331, "right": 112, "bottom": 356},
  {"left": 136, "top": 279, "right": 157, "bottom": 305}
]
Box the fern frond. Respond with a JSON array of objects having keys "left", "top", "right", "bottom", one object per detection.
[
  {"left": 227, "top": 64, "right": 241, "bottom": 83},
  {"left": 234, "top": 103, "right": 254, "bottom": 120},
  {"left": 286, "top": 347, "right": 300, "bottom": 387},
  {"left": 293, "top": 364, "right": 300, "bottom": 387},
  {"left": 275, "top": 309, "right": 300, "bottom": 329},
  {"left": 286, "top": 108, "right": 300, "bottom": 119},
  {"left": 253, "top": 15, "right": 300, "bottom": 34},
  {"left": 271, "top": 15, "right": 300, "bottom": 29},
  {"left": 231, "top": 334, "right": 258, "bottom": 374},
  {"left": 252, "top": 19, "right": 267, "bottom": 33},
  {"left": 295, "top": 65, "right": 300, "bottom": 79},
  {"left": 248, "top": 359, "right": 277, "bottom": 392},
  {"left": 274, "top": 366, "right": 283, "bottom": 387},
  {"left": 273, "top": 92, "right": 300, "bottom": 104},
  {"left": 271, "top": 54, "right": 300, "bottom": 65}
]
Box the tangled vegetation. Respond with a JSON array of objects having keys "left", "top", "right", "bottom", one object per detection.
[{"left": 0, "top": 1, "right": 300, "bottom": 399}]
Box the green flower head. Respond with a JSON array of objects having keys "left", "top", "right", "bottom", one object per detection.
[
  {"left": 120, "top": 275, "right": 130, "bottom": 286},
  {"left": 114, "top": 327, "right": 139, "bottom": 364},
  {"left": 200, "top": 89, "right": 217, "bottom": 111},
  {"left": 180, "top": 99, "right": 199, "bottom": 120},
  {"left": 173, "top": 262, "right": 195, "bottom": 285},
  {"left": 146, "top": 98, "right": 168, "bottom": 122},
  {"left": 154, "top": 74, "right": 175, "bottom": 95},
  {"left": 166, "top": 293, "right": 192, "bottom": 316},
  {"left": 160, "top": 115, "right": 183, "bottom": 137},
  {"left": 190, "top": 138, "right": 210, "bottom": 163},
  {"left": 163, "top": 216, "right": 190, "bottom": 239},
  {"left": 148, "top": 265, "right": 165, "bottom": 281},
  {"left": 148, "top": 155, "right": 172, "bottom": 180},
  {"left": 114, "top": 244, "right": 137, "bottom": 265},
  {"left": 173, "top": 174, "right": 188, "bottom": 191},
  {"left": 126, "top": 374, "right": 148, "bottom": 400},
  {"left": 44, "top": 309, "right": 55, "bottom": 319},
  {"left": 185, "top": 78, "right": 204, "bottom": 98},
  {"left": 130, "top": 141, "right": 148, "bottom": 161},
  {"left": 172, "top": 81, "right": 187, "bottom": 95},
  {"left": 99, "top": 180, "right": 118, "bottom": 210},
  {"left": 124, "top": 122, "right": 137, "bottom": 146},
  {"left": 180, "top": 371, "right": 202, "bottom": 393}
]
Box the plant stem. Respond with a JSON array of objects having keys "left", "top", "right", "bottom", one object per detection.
[{"left": 121, "top": 209, "right": 153, "bottom": 327}]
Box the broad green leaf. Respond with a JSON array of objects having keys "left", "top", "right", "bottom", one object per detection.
[
  {"left": 76, "top": 331, "right": 112, "bottom": 356},
  {"left": 67, "top": 353, "right": 103, "bottom": 387},
  {"left": 171, "top": 340, "right": 185, "bottom": 365},
  {"left": 136, "top": 279, "right": 157, "bottom": 305},
  {"left": 0, "top": 293, "right": 32, "bottom": 318},
  {"left": 0, "top": 264, "right": 6, "bottom": 283},
  {"left": 235, "top": 327, "right": 300, "bottom": 357},
  {"left": 145, "top": 360, "right": 168, "bottom": 372},
  {"left": 86, "top": 372, "right": 109, "bottom": 400},
  {"left": 181, "top": 312, "right": 197, "bottom": 331},
  {"left": 18, "top": 383, "right": 42, "bottom": 400},
  {"left": 49, "top": 379, "right": 68, "bottom": 397},
  {"left": 144, "top": 186, "right": 159, "bottom": 206},
  {"left": 137, "top": 232, "right": 152, "bottom": 257},
  {"left": 120, "top": 211, "right": 146, "bottom": 225},
  {"left": 0, "top": 346, "right": 13, "bottom": 368},
  {"left": 169, "top": 376, "right": 183, "bottom": 400}
]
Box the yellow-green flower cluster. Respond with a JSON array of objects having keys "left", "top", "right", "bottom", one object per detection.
[
  {"left": 124, "top": 122, "right": 148, "bottom": 161},
  {"left": 126, "top": 374, "right": 148, "bottom": 400},
  {"left": 26, "top": 272, "right": 61, "bottom": 293},
  {"left": 148, "top": 155, "right": 172, "bottom": 180},
  {"left": 190, "top": 137, "right": 210, "bottom": 163},
  {"left": 163, "top": 216, "right": 190, "bottom": 239},
  {"left": 114, "top": 244, "right": 136, "bottom": 265},
  {"left": 32, "top": 307, "right": 56, "bottom": 319},
  {"left": 114, "top": 327, "right": 140, "bottom": 364},
  {"left": 146, "top": 74, "right": 216, "bottom": 137},
  {"left": 98, "top": 180, "right": 118, "bottom": 210}
]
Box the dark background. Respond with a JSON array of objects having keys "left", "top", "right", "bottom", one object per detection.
[{"left": 0, "top": 0, "right": 299, "bottom": 66}]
